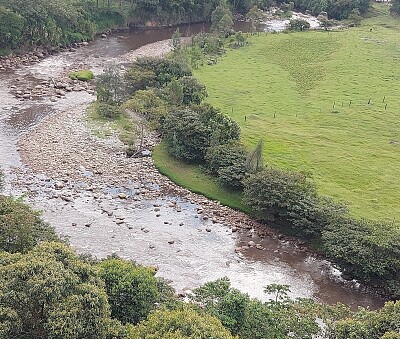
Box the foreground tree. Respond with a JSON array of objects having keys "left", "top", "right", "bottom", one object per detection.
[
  {"left": 0, "top": 195, "right": 59, "bottom": 253},
  {"left": 98, "top": 258, "right": 160, "bottom": 325},
  {"left": 0, "top": 242, "right": 111, "bottom": 339},
  {"left": 133, "top": 306, "right": 235, "bottom": 338}
]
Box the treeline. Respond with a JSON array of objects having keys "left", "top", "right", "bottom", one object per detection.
[
  {"left": 0, "top": 0, "right": 246, "bottom": 55},
  {"left": 279, "top": 0, "right": 371, "bottom": 20},
  {"left": 1, "top": 171, "right": 400, "bottom": 339}
]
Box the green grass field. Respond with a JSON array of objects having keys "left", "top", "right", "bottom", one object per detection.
[
  {"left": 194, "top": 4, "right": 400, "bottom": 223},
  {"left": 153, "top": 142, "right": 251, "bottom": 213}
]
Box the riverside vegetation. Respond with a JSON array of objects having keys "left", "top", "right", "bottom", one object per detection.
[
  {"left": 1, "top": 169, "right": 400, "bottom": 338},
  {"left": 0, "top": 0, "right": 373, "bottom": 56}
]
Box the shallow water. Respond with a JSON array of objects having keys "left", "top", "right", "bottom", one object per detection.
[{"left": 0, "top": 24, "right": 385, "bottom": 310}]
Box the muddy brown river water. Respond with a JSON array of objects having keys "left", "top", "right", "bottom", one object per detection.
[{"left": 0, "top": 23, "right": 385, "bottom": 310}]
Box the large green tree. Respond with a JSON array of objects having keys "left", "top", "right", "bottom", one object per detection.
[
  {"left": 0, "top": 242, "right": 111, "bottom": 339},
  {"left": 133, "top": 306, "right": 235, "bottom": 338},
  {"left": 0, "top": 195, "right": 59, "bottom": 253},
  {"left": 98, "top": 258, "right": 160, "bottom": 325}
]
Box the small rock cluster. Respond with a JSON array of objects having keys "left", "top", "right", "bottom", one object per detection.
[{"left": 11, "top": 76, "right": 94, "bottom": 101}]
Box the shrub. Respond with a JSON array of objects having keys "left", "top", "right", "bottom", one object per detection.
[
  {"left": 124, "top": 89, "right": 168, "bottom": 128},
  {"left": 243, "top": 168, "right": 347, "bottom": 236},
  {"left": 96, "top": 103, "right": 122, "bottom": 119},
  {"left": 133, "top": 306, "right": 235, "bottom": 339},
  {"left": 69, "top": 69, "right": 94, "bottom": 81},
  {"left": 205, "top": 143, "right": 247, "bottom": 189},
  {"left": 321, "top": 218, "right": 400, "bottom": 297},
  {"left": 178, "top": 76, "right": 208, "bottom": 105},
  {"left": 288, "top": 19, "right": 311, "bottom": 31},
  {"left": 0, "top": 195, "right": 59, "bottom": 253},
  {"left": 163, "top": 104, "right": 240, "bottom": 162},
  {"left": 125, "top": 57, "right": 192, "bottom": 93}
]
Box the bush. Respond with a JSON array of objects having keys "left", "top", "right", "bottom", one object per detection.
[
  {"left": 125, "top": 57, "right": 192, "bottom": 93},
  {"left": 178, "top": 76, "right": 208, "bottom": 105},
  {"left": 69, "top": 69, "right": 94, "bottom": 81},
  {"left": 287, "top": 19, "right": 311, "bottom": 31},
  {"left": 321, "top": 218, "right": 400, "bottom": 297},
  {"left": 0, "top": 195, "right": 59, "bottom": 253},
  {"left": 163, "top": 104, "right": 240, "bottom": 162},
  {"left": 96, "top": 103, "right": 122, "bottom": 119},
  {"left": 243, "top": 168, "right": 347, "bottom": 236},
  {"left": 124, "top": 89, "right": 168, "bottom": 128},
  {"left": 205, "top": 143, "right": 247, "bottom": 189}
]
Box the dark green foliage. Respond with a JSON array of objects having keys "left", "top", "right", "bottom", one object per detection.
[
  {"left": 0, "top": 242, "right": 111, "bottom": 339},
  {"left": 98, "top": 258, "right": 160, "bottom": 325},
  {"left": 391, "top": 0, "right": 400, "bottom": 15},
  {"left": 124, "top": 89, "right": 168, "bottom": 128},
  {"left": 205, "top": 143, "right": 247, "bottom": 188},
  {"left": 96, "top": 103, "right": 122, "bottom": 119},
  {"left": 96, "top": 65, "right": 125, "bottom": 104},
  {"left": 288, "top": 18, "right": 311, "bottom": 31},
  {"left": 0, "top": 5, "right": 25, "bottom": 53},
  {"left": 0, "top": 195, "right": 59, "bottom": 253},
  {"left": 191, "top": 278, "right": 319, "bottom": 339},
  {"left": 329, "top": 301, "right": 400, "bottom": 339},
  {"left": 243, "top": 168, "right": 347, "bottom": 236},
  {"left": 125, "top": 57, "right": 192, "bottom": 94},
  {"left": 178, "top": 76, "right": 208, "bottom": 105},
  {"left": 211, "top": 1, "right": 233, "bottom": 34},
  {"left": 163, "top": 104, "right": 240, "bottom": 162},
  {"left": 0, "top": 0, "right": 228, "bottom": 54},
  {"left": 322, "top": 218, "right": 400, "bottom": 297},
  {"left": 133, "top": 306, "right": 235, "bottom": 338},
  {"left": 291, "top": 0, "right": 370, "bottom": 19}
]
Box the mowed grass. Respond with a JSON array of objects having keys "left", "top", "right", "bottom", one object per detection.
[
  {"left": 195, "top": 4, "right": 400, "bottom": 223},
  {"left": 153, "top": 142, "right": 251, "bottom": 213}
]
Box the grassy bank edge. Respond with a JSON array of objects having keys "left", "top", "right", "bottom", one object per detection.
[{"left": 152, "top": 141, "right": 252, "bottom": 214}]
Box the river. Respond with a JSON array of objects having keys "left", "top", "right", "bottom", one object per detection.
[{"left": 0, "top": 23, "right": 385, "bottom": 310}]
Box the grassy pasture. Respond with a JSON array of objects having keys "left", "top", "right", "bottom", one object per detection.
[{"left": 195, "top": 5, "right": 400, "bottom": 223}]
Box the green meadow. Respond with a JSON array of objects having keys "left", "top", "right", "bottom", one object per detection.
[{"left": 194, "top": 5, "right": 400, "bottom": 223}]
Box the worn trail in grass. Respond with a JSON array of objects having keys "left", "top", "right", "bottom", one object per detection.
[{"left": 195, "top": 7, "right": 400, "bottom": 222}]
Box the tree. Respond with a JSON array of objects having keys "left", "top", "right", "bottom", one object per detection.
[
  {"left": 211, "top": 1, "right": 233, "bottom": 35},
  {"left": 133, "top": 306, "right": 235, "bottom": 338},
  {"left": 171, "top": 28, "right": 182, "bottom": 53},
  {"left": 96, "top": 65, "right": 125, "bottom": 104},
  {"left": 0, "top": 5, "right": 25, "bottom": 52},
  {"left": 329, "top": 301, "right": 400, "bottom": 339},
  {"left": 178, "top": 76, "right": 208, "bottom": 105},
  {"left": 246, "top": 6, "right": 265, "bottom": 34},
  {"left": 288, "top": 18, "right": 311, "bottom": 31},
  {"left": 321, "top": 218, "right": 400, "bottom": 297},
  {"left": 0, "top": 195, "right": 59, "bottom": 253},
  {"left": 163, "top": 104, "right": 240, "bottom": 162},
  {"left": 243, "top": 168, "right": 347, "bottom": 236},
  {"left": 205, "top": 143, "right": 247, "bottom": 188},
  {"left": 0, "top": 242, "right": 111, "bottom": 339},
  {"left": 348, "top": 8, "right": 362, "bottom": 26},
  {"left": 391, "top": 0, "right": 400, "bottom": 16},
  {"left": 245, "top": 140, "right": 264, "bottom": 173},
  {"left": 98, "top": 258, "right": 160, "bottom": 325}
]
